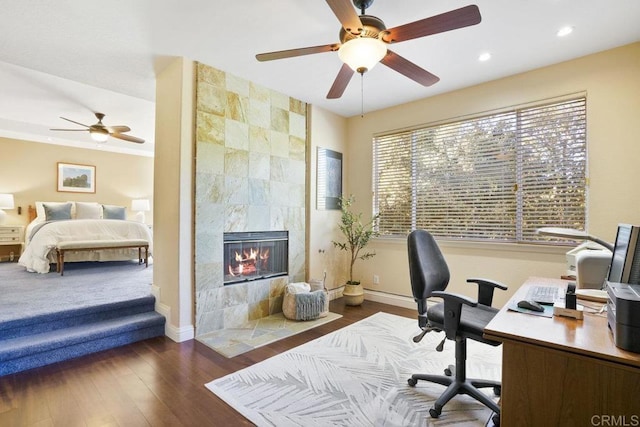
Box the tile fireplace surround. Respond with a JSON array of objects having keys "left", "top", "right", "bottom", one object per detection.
[{"left": 193, "top": 62, "right": 307, "bottom": 336}]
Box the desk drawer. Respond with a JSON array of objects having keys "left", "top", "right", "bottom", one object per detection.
[{"left": 0, "top": 235, "right": 21, "bottom": 242}]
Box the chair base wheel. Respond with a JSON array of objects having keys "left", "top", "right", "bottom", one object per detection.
[
  {"left": 429, "top": 406, "right": 441, "bottom": 418},
  {"left": 492, "top": 413, "right": 500, "bottom": 426},
  {"left": 444, "top": 364, "right": 454, "bottom": 376},
  {"left": 407, "top": 378, "right": 418, "bottom": 387}
]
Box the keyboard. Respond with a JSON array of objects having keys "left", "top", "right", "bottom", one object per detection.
[{"left": 526, "top": 286, "right": 560, "bottom": 304}]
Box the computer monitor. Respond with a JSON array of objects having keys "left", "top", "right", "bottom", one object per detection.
[{"left": 607, "top": 224, "right": 640, "bottom": 284}]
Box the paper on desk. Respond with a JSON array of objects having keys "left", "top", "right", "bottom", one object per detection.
[{"left": 507, "top": 301, "right": 554, "bottom": 318}]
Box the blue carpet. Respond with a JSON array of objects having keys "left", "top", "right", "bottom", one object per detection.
[
  {"left": 0, "top": 261, "right": 153, "bottom": 323},
  {"left": 0, "top": 261, "right": 164, "bottom": 376},
  {"left": 0, "top": 313, "right": 165, "bottom": 376}
]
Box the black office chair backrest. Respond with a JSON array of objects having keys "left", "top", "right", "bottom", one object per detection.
[{"left": 407, "top": 229, "right": 450, "bottom": 300}]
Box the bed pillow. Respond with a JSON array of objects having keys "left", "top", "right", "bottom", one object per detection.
[
  {"left": 75, "top": 202, "right": 102, "bottom": 219},
  {"left": 43, "top": 202, "right": 72, "bottom": 221},
  {"left": 102, "top": 204, "right": 126, "bottom": 220},
  {"left": 36, "top": 201, "right": 65, "bottom": 219}
]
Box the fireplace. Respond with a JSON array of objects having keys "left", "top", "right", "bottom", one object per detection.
[{"left": 223, "top": 231, "right": 289, "bottom": 285}]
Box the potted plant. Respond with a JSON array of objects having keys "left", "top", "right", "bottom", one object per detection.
[{"left": 332, "top": 195, "right": 379, "bottom": 306}]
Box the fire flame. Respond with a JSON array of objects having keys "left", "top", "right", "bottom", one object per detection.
[{"left": 228, "top": 246, "right": 270, "bottom": 277}]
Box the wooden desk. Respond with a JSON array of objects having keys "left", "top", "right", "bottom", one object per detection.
[{"left": 484, "top": 277, "right": 640, "bottom": 427}]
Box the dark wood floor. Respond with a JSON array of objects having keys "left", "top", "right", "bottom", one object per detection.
[{"left": 0, "top": 299, "right": 416, "bottom": 426}]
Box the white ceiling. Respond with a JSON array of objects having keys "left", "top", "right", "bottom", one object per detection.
[{"left": 0, "top": 0, "right": 639, "bottom": 156}]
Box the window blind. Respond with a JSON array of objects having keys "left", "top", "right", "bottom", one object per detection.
[{"left": 373, "top": 97, "right": 587, "bottom": 244}]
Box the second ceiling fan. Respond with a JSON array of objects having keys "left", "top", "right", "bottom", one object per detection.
[
  {"left": 256, "top": 0, "right": 482, "bottom": 99},
  {"left": 50, "top": 112, "right": 145, "bottom": 144}
]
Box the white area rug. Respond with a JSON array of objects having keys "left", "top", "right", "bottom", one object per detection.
[{"left": 206, "top": 312, "right": 501, "bottom": 426}]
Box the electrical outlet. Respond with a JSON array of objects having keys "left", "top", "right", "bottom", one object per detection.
[{"left": 373, "top": 274, "right": 380, "bottom": 285}]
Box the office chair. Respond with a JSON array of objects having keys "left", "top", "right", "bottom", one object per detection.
[{"left": 407, "top": 229, "right": 507, "bottom": 422}]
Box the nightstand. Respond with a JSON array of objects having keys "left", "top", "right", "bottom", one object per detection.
[{"left": 0, "top": 225, "right": 24, "bottom": 262}]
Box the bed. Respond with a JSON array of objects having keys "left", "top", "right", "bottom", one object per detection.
[{"left": 18, "top": 201, "right": 153, "bottom": 274}]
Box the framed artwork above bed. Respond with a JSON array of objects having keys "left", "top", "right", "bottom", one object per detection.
[{"left": 57, "top": 162, "right": 96, "bottom": 193}]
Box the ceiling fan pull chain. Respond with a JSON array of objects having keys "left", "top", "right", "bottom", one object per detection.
[{"left": 360, "top": 72, "right": 364, "bottom": 118}]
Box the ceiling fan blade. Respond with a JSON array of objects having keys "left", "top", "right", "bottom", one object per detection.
[
  {"left": 256, "top": 44, "right": 340, "bottom": 62},
  {"left": 111, "top": 133, "right": 145, "bottom": 144},
  {"left": 383, "top": 5, "right": 481, "bottom": 43},
  {"left": 105, "top": 125, "right": 131, "bottom": 133},
  {"left": 50, "top": 128, "right": 89, "bottom": 131},
  {"left": 326, "top": 63, "right": 355, "bottom": 99},
  {"left": 381, "top": 50, "right": 440, "bottom": 86},
  {"left": 59, "top": 117, "right": 91, "bottom": 128},
  {"left": 325, "top": 0, "right": 363, "bottom": 34}
]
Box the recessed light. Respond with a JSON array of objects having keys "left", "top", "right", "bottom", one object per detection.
[
  {"left": 478, "top": 52, "right": 491, "bottom": 62},
  {"left": 557, "top": 26, "right": 574, "bottom": 37}
]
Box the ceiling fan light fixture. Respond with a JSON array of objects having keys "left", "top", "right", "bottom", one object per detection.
[
  {"left": 338, "top": 37, "right": 387, "bottom": 73},
  {"left": 90, "top": 129, "right": 109, "bottom": 142}
]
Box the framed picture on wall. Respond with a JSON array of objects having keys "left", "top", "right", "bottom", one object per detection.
[
  {"left": 57, "top": 162, "right": 96, "bottom": 193},
  {"left": 317, "top": 147, "right": 342, "bottom": 210}
]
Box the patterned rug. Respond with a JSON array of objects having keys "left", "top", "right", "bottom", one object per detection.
[{"left": 206, "top": 312, "right": 501, "bottom": 426}]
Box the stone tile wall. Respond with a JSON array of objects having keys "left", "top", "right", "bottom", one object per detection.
[{"left": 193, "top": 63, "right": 307, "bottom": 336}]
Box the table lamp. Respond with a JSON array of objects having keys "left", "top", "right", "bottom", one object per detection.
[
  {"left": 131, "top": 199, "right": 150, "bottom": 223},
  {"left": 536, "top": 227, "right": 614, "bottom": 251},
  {"left": 0, "top": 193, "right": 15, "bottom": 224}
]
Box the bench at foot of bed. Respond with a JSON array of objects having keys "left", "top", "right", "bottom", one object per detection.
[{"left": 55, "top": 239, "right": 149, "bottom": 275}]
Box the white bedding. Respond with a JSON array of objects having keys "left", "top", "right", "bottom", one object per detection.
[{"left": 18, "top": 219, "right": 153, "bottom": 274}]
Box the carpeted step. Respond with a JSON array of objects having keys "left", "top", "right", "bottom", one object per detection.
[
  {"left": 0, "top": 311, "right": 165, "bottom": 376},
  {"left": 0, "top": 296, "right": 157, "bottom": 341}
]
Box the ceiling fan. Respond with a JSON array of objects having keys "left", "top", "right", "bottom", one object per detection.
[
  {"left": 50, "top": 112, "right": 145, "bottom": 144},
  {"left": 256, "top": 0, "right": 481, "bottom": 99}
]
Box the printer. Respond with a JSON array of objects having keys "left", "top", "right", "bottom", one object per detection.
[
  {"left": 566, "top": 242, "right": 611, "bottom": 289},
  {"left": 606, "top": 281, "right": 640, "bottom": 353}
]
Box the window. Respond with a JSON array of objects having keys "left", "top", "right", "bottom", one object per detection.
[{"left": 373, "top": 97, "right": 587, "bottom": 244}]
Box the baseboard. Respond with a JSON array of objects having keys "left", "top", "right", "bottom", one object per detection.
[
  {"left": 156, "top": 300, "right": 194, "bottom": 342},
  {"left": 152, "top": 286, "right": 195, "bottom": 343},
  {"left": 327, "top": 287, "right": 343, "bottom": 301},
  {"left": 165, "top": 323, "right": 195, "bottom": 343},
  {"left": 363, "top": 289, "right": 416, "bottom": 310}
]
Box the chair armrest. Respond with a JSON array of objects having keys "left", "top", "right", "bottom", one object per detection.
[
  {"left": 431, "top": 291, "right": 477, "bottom": 339},
  {"left": 432, "top": 291, "right": 477, "bottom": 307},
  {"left": 467, "top": 278, "right": 508, "bottom": 307}
]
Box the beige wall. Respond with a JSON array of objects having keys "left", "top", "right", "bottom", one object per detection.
[
  {"left": 153, "top": 56, "right": 195, "bottom": 341},
  {"left": 340, "top": 42, "right": 640, "bottom": 307},
  {"left": 307, "top": 105, "right": 351, "bottom": 289},
  {"left": 0, "top": 137, "right": 153, "bottom": 226}
]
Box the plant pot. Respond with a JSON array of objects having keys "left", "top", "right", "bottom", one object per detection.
[{"left": 343, "top": 283, "right": 364, "bottom": 306}]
